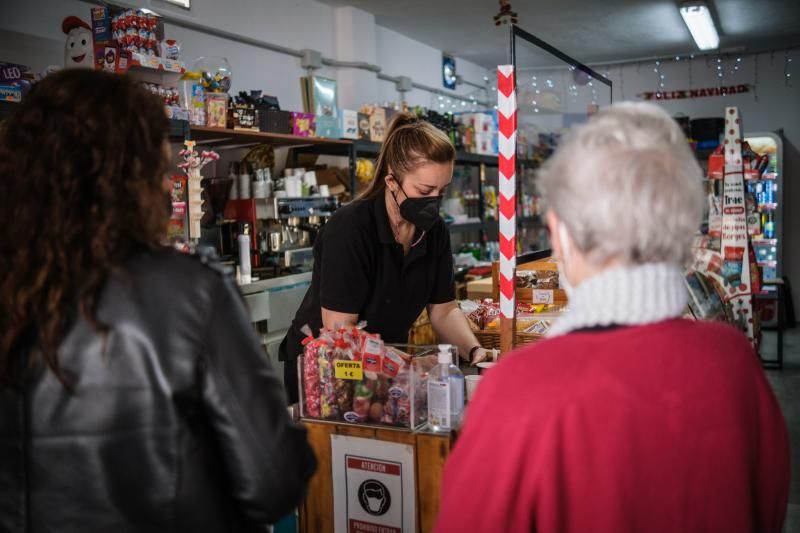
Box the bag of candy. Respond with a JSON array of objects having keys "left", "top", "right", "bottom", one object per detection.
[{"left": 300, "top": 326, "right": 321, "bottom": 417}]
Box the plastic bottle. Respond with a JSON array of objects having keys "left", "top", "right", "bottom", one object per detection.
[
  {"left": 764, "top": 212, "right": 775, "bottom": 239},
  {"left": 427, "top": 344, "right": 465, "bottom": 432},
  {"left": 238, "top": 223, "right": 252, "bottom": 284},
  {"left": 263, "top": 168, "right": 273, "bottom": 198},
  {"left": 228, "top": 162, "right": 239, "bottom": 200},
  {"left": 239, "top": 163, "right": 251, "bottom": 199}
]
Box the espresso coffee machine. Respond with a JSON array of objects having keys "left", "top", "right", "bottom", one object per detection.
[{"left": 258, "top": 196, "right": 338, "bottom": 272}]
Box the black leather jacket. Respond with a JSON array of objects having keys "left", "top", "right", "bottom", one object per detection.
[{"left": 0, "top": 249, "right": 316, "bottom": 532}]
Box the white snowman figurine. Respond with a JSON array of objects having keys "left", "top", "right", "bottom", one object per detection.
[{"left": 62, "top": 16, "right": 94, "bottom": 69}]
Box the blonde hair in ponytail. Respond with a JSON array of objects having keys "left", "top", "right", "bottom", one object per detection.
[{"left": 357, "top": 111, "right": 455, "bottom": 200}]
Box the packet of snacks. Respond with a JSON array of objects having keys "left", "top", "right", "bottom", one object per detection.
[
  {"left": 468, "top": 299, "right": 500, "bottom": 330},
  {"left": 332, "top": 337, "right": 355, "bottom": 415},
  {"left": 300, "top": 326, "right": 322, "bottom": 417},
  {"left": 361, "top": 336, "right": 385, "bottom": 374}
]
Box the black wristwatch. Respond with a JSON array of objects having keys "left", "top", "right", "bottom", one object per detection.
[{"left": 468, "top": 345, "right": 482, "bottom": 362}]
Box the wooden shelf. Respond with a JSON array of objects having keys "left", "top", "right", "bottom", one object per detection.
[{"left": 189, "top": 126, "right": 353, "bottom": 148}]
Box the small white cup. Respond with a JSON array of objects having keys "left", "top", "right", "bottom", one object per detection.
[
  {"left": 319, "top": 184, "right": 330, "bottom": 197},
  {"left": 465, "top": 375, "right": 482, "bottom": 402}
]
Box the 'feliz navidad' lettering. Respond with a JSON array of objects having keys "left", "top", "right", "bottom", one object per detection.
[{"left": 639, "top": 84, "right": 751, "bottom": 101}]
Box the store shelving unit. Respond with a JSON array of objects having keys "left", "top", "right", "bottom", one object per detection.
[
  {"left": 183, "top": 123, "right": 545, "bottom": 253},
  {"left": 289, "top": 136, "right": 539, "bottom": 250}
]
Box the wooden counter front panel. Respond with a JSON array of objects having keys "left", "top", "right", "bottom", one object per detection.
[{"left": 299, "top": 421, "right": 454, "bottom": 532}]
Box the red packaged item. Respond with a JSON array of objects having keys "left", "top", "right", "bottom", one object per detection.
[
  {"left": 362, "top": 336, "right": 384, "bottom": 373},
  {"left": 318, "top": 335, "right": 337, "bottom": 419},
  {"left": 301, "top": 334, "right": 321, "bottom": 417},
  {"left": 381, "top": 346, "right": 407, "bottom": 378}
]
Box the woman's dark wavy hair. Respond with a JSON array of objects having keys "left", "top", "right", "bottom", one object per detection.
[{"left": 0, "top": 68, "right": 170, "bottom": 387}]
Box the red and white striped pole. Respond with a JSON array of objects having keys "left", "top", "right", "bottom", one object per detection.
[{"left": 497, "top": 65, "right": 517, "bottom": 353}]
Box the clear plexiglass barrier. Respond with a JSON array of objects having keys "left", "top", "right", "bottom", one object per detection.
[{"left": 510, "top": 25, "right": 612, "bottom": 255}]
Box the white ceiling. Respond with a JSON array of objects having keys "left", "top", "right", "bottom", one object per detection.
[{"left": 318, "top": 0, "right": 800, "bottom": 68}]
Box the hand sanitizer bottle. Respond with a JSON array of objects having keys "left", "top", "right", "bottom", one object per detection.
[{"left": 427, "top": 344, "right": 465, "bottom": 432}]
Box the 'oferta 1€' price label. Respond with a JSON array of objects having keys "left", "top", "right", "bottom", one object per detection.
[{"left": 334, "top": 360, "right": 363, "bottom": 380}]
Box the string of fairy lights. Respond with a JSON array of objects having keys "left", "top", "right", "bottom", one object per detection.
[{"left": 416, "top": 46, "right": 796, "bottom": 116}]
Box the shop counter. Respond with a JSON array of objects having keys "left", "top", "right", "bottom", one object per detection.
[{"left": 299, "top": 420, "right": 455, "bottom": 533}]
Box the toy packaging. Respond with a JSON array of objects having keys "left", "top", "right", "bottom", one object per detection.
[
  {"left": 357, "top": 112, "right": 371, "bottom": 140},
  {"left": 205, "top": 93, "right": 228, "bottom": 128},
  {"left": 341, "top": 109, "right": 359, "bottom": 139},
  {"left": 290, "top": 111, "right": 316, "bottom": 137},
  {"left": 368, "top": 107, "right": 386, "bottom": 142},
  {"left": 316, "top": 115, "right": 341, "bottom": 139}
]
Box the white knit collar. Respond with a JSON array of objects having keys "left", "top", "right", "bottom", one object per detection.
[{"left": 546, "top": 262, "right": 687, "bottom": 338}]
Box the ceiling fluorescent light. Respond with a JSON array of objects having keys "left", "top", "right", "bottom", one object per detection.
[{"left": 680, "top": 2, "right": 720, "bottom": 50}]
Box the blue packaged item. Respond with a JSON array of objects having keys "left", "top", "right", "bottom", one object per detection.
[{"left": 765, "top": 182, "right": 774, "bottom": 205}]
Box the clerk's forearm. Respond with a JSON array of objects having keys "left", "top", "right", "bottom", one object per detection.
[{"left": 429, "top": 303, "right": 480, "bottom": 360}]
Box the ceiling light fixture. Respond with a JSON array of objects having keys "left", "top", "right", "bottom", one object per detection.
[{"left": 679, "top": 1, "right": 720, "bottom": 51}]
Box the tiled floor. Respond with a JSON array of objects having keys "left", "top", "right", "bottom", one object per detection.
[{"left": 761, "top": 328, "right": 799, "bottom": 533}]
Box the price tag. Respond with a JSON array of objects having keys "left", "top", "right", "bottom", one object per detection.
[
  {"left": 532, "top": 289, "right": 554, "bottom": 304},
  {"left": 334, "top": 360, "right": 363, "bottom": 380}
]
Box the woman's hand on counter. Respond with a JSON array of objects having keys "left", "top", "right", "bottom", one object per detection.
[{"left": 427, "top": 300, "right": 485, "bottom": 363}]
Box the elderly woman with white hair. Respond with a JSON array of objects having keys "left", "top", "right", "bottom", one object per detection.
[{"left": 436, "top": 103, "right": 790, "bottom": 533}]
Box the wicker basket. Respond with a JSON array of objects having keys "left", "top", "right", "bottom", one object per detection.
[
  {"left": 408, "top": 309, "right": 437, "bottom": 346},
  {"left": 474, "top": 330, "right": 543, "bottom": 350}
]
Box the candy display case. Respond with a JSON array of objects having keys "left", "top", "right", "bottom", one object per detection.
[{"left": 298, "top": 343, "right": 443, "bottom": 431}]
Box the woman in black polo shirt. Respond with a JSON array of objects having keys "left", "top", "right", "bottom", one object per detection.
[{"left": 279, "top": 112, "right": 489, "bottom": 403}]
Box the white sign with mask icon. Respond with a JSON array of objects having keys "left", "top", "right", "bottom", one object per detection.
[{"left": 331, "top": 435, "right": 415, "bottom": 533}]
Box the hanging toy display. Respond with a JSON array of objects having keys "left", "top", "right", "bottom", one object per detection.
[
  {"left": 62, "top": 16, "right": 95, "bottom": 69},
  {"left": 177, "top": 140, "right": 220, "bottom": 240}
]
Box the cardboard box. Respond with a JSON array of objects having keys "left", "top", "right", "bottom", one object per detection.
[
  {"left": 369, "top": 107, "right": 387, "bottom": 142},
  {"left": 206, "top": 93, "right": 228, "bottom": 128},
  {"left": 341, "top": 109, "right": 359, "bottom": 139},
  {"left": 258, "top": 109, "right": 291, "bottom": 133},
  {"left": 357, "top": 112, "right": 371, "bottom": 140},
  {"left": 290, "top": 111, "right": 316, "bottom": 137},
  {"left": 316, "top": 115, "right": 341, "bottom": 138},
  {"left": 91, "top": 6, "right": 112, "bottom": 45},
  {"left": 475, "top": 132, "right": 496, "bottom": 155},
  {"left": 94, "top": 44, "right": 129, "bottom": 73}
]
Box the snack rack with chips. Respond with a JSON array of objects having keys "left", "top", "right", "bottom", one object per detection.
[{"left": 461, "top": 254, "right": 568, "bottom": 351}]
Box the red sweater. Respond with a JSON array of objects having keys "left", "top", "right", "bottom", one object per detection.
[{"left": 437, "top": 320, "right": 790, "bottom": 533}]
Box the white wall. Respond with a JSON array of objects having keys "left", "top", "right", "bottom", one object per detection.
[
  {"left": 0, "top": 0, "right": 491, "bottom": 112},
  {"left": 376, "top": 26, "right": 490, "bottom": 108}
]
